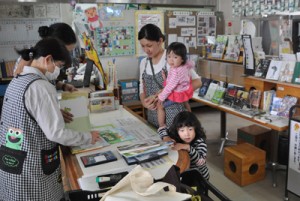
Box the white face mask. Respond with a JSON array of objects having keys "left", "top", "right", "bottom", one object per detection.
[{"left": 45, "top": 65, "right": 60, "bottom": 81}]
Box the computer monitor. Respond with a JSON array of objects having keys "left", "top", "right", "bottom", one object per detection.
[{"left": 83, "top": 59, "right": 93, "bottom": 87}]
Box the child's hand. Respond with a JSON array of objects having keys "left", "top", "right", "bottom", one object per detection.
[
  {"left": 196, "top": 158, "right": 206, "bottom": 166},
  {"left": 172, "top": 143, "right": 190, "bottom": 151}
]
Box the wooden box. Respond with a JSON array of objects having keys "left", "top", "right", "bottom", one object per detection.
[
  {"left": 237, "top": 124, "right": 271, "bottom": 159},
  {"left": 224, "top": 143, "right": 266, "bottom": 186}
]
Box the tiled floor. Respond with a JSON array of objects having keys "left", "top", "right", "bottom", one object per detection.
[{"left": 192, "top": 106, "right": 300, "bottom": 201}]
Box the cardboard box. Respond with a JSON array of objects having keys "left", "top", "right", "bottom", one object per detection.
[{"left": 118, "top": 79, "right": 139, "bottom": 89}]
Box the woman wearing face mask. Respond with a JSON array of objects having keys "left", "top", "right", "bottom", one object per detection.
[
  {"left": 0, "top": 38, "right": 100, "bottom": 201},
  {"left": 13, "top": 22, "right": 78, "bottom": 123}
]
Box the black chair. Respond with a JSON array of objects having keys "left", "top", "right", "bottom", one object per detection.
[{"left": 180, "top": 168, "right": 232, "bottom": 201}]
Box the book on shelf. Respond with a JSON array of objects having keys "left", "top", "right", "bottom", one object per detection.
[
  {"left": 248, "top": 89, "right": 262, "bottom": 109},
  {"left": 263, "top": 90, "right": 276, "bottom": 113},
  {"left": 204, "top": 82, "right": 219, "bottom": 101},
  {"left": 211, "top": 86, "right": 226, "bottom": 104},
  {"left": 211, "top": 35, "right": 228, "bottom": 59},
  {"left": 270, "top": 97, "right": 283, "bottom": 116},
  {"left": 80, "top": 150, "right": 117, "bottom": 167},
  {"left": 277, "top": 95, "right": 298, "bottom": 118},
  {"left": 254, "top": 59, "right": 271, "bottom": 78},
  {"left": 232, "top": 90, "right": 249, "bottom": 110},
  {"left": 198, "top": 77, "right": 212, "bottom": 97},
  {"left": 222, "top": 83, "right": 244, "bottom": 107},
  {"left": 89, "top": 96, "right": 115, "bottom": 113},
  {"left": 278, "top": 61, "right": 296, "bottom": 83},
  {"left": 291, "top": 62, "right": 300, "bottom": 84},
  {"left": 265, "top": 60, "right": 282, "bottom": 80},
  {"left": 224, "top": 35, "right": 242, "bottom": 62}
]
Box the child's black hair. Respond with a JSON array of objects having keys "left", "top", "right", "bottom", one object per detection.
[
  {"left": 166, "top": 42, "right": 187, "bottom": 65},
  {"left": 169, "top": 111, "right": 206, "bottom": 144},
  {"left": 16, "top": 37, "right": 71, "bottom": 65}
]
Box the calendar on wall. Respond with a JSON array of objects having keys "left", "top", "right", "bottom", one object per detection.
[{"left": 0, "top": 4, "right": 61, "bottom": 61}]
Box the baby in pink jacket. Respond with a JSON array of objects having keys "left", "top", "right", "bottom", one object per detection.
[{"left": 157, "top": 42, "right": 194, "bottom": 133}]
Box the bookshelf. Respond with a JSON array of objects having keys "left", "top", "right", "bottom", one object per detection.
[{"left": 244, "top": 76, "right": 300, "bottom": 109}]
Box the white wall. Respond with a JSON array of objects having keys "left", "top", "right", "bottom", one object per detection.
[{"left": 218, "top": 0, "right": 241, "bottom": 34}]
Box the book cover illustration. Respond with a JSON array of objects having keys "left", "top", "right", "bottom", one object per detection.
[
  {"left": 278, "top": 61, "right": 296, "bottom": 83},
  {"left": 96, "top": 124, "right": 135, "bottom": 144},
  {"left": 270, "top": 97, "right": 283, "bottom": 116},
  {"left": 71, "top": 135, "right": 109, "bottom": 154},
  {"left": 80, "top": 150, "right": 117, "bottom": 167},
  {"left": 211, "top": 86, "right": 226, "bottom": 104},
  {"left": 254, "top": 59, "right": 271, "bottom": 78},
  {"left": 211, "top": 35, "right": 228, "bottom": 59},
  {"left": 292, "top": 62, "right": 300, "bottom": 85},
  {"left": 89, "top": 96, "right": 115, "bottom": 113},
  {"left": 222, "top": 83, "right": 239, "bottom": 107},
  {"left": 277, "top": 96, "right": 298, "bottom": 118},
  {"left": 232, "top": 90, "right": 249, "bottom": 110},
  {"left": 263, "top": 90, "right": 276, "bottom": 113},
  {"left": 204, "top": 82, "right": 219, "bottom": 101},
  {"left": 198, "top": 77, "right": 212, "bottom": 97},
  {"left": 248, "top": 89, "right": 262, "bottom": 109},
  {"left": 224, "top": 35, "right": 242, "bottom": 61},
  {"left": 265, "top": 60, "right": 282, "bottom": 80}
]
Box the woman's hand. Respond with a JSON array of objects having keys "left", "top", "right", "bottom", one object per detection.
[
  {"left": 90, "top": 131, "right": 101, "bottom": 144},
  {"left": 60, "top": 109, "right": 74, "bottom": 123},
  {"left": 63, "top": 83, "right": 78, "bottom": 92},
  {"left": 143, "top": 95, "right": 158, "bottom": 110}
]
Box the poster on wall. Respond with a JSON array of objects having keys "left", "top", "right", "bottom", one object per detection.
[
  {"left": 94, "top": 26, "right": 135, "bottom": 57},
  {"left": 289, "top": 120, "right": 300, "bottom": 173},
  {"left": 74, "top": 3, "right": 103, "bottom": 32},
  {"left": 197, "top": 15, "right": 216, "bottom": 46},
  {"left": 135, "top": 10, "right": 164, "bottom": 56}
]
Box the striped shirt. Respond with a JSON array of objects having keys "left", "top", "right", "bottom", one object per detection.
[{"left": 189, "top": 138, "right": 210, "bottom": 180}]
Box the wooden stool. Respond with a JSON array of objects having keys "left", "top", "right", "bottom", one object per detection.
[
  {"left": 224, "top": 143, "right": 266, "bottom": 186},
  {"left": 237, "top": 124, "right": 271, "bottom": 159}
]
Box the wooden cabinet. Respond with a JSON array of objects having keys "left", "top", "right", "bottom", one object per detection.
[
  {"left": 198, "top": 59, "right": 244, "bottom": 86},
  {"left": 122, "top": 100, "right": 146, "bottom": 120},
  {"left": 244, "top": 76, "right": 300, "bottom": 109}
]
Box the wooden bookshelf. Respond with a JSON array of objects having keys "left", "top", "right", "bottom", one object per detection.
[{"left": 244, "top": 76, "right": 300, "bottom": 109}]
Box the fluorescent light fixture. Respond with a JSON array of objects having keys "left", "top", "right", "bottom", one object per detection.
[{"left": 18, "top": 0, "right": 37, "bottom": 2}]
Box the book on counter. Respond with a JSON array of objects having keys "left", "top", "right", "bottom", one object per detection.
[
  {"left": 248, "top": 89, "right": 262, "bottom": 109},
  {"left": 116, "top": 139, "right": 162, "bottom": 154},
  {"left": 122, "top": 149, "right": 168, "bottom": 165},
  {"left": 277, "top": 95, "right": 298, "bottom": 118},
  {"left": 211, "top": 86, "right": 225, "bottom": 104},
  {"left": 198, "top": 77, "right": 212, "bottom": 97},
  {"left": 232, "top": 90, "right": 249, "bottom": 110},
  {"left": 204, "top": 82, "right": 219, "bottom": 101},
  {"left": 70, "top": 135, "right": 109, "bottom": 154},
  {"left": 80, "top": 150, "right": 117, "bottom": 167},
  {"left": 222, "top": 83, "right": 244, "bottom": 107}
]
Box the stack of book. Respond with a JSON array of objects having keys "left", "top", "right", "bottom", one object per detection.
[{"left": 117, "top": 139, "right": 170, "bottom": 165}]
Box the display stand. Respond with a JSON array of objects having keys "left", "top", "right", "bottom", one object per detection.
[{"left": 285, "top": 105, "right": 300, "bottom": 200}]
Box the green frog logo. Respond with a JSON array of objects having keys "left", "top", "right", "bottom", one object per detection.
[{"left": 5, "top": 128, "right": 24, "bottom": 150}]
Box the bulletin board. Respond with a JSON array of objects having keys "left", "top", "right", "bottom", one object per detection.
[
  {"left": 164, "top": 11, "right": 216, "bottom": 54},
  {"left": 134, "top": 10, "right": 164, "bottom": 56},
  {"left": 0, "top": 4, "right": 61, "bottom": 61}
]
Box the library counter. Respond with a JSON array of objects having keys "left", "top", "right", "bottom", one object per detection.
[{"left": 61, "top": 106, "right": 190, "bottom": 192}]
